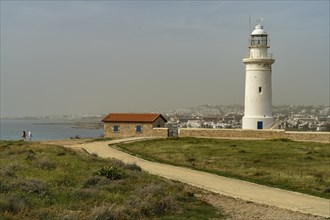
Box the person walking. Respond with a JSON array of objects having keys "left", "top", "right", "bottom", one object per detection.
[
  {"left": 22, "top": 130, "right": 26, "bottom": 141},
  {"left": 28, "top": 131, "right": 32, "bottom": 141}
]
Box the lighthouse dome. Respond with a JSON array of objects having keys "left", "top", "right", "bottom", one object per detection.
[{"left": 251, "top": 24, "right": 267, "bottom": 35}]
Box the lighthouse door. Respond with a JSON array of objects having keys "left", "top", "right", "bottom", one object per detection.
[{"left": 257, "top": 121, "right": 263, "bottom": 129}]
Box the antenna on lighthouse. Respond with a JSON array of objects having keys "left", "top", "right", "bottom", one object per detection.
[
  {"left": 256, "top": 17, "right": 264, "bottom": 25},
  {"left": 249, "top": 14, "right": 252, "bottom": 35},
  {"left": 248, "top": 14, "right": 252, "bottom": 47}
]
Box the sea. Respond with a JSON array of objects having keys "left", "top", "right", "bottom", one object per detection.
[{"left": 0, "top": 119, "right": 103, "bottom": 141}]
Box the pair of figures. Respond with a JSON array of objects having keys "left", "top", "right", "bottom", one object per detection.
[{"left": 22, "top": 130, "right": 32, "bottom": 141}]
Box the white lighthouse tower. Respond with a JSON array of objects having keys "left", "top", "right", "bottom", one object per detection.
[{"left": 242, "top": 23, "right": 275, "bottom": 129}]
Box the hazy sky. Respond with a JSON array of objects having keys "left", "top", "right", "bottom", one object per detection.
[{"left": 1, "top": 1, "right": 329, "bottom": 117}]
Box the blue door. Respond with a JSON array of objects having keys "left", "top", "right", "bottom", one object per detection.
[{"left": 257, "top": 121, "right": 263, "bottom": 129}]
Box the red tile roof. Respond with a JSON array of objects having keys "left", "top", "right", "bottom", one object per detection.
[{"left": 102, "top": 113, "right": 167, "bottom": 123}]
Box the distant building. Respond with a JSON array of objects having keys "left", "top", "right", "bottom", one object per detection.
[
  {"left": 187, "top": 120, "right": 202, "bottom": 128},
  {"left": 102, "top": 113, "right": 168, "bottom": 138}
]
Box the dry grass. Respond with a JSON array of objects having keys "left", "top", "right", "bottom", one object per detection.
[
  {"left": 0, "top": 140, "right": 223, "bottom": 219},
  {"left": 116, "top": 137, "right": 330, "bottom": 199}
]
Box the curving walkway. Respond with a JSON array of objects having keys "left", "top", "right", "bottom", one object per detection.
[{"left": 69, "top": 138, "right": 330, "bottom": 218}]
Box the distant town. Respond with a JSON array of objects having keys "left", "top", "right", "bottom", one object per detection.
[
  {"left": 163, "top": 105, "right": 330, "bottom": 132},
  {"left": 4, "top": 105, "right": 329, "bottom": 132}
]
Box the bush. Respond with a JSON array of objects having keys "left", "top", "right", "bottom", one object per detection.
[
  {"left": 54, "top": 174, "right": 76, "bottom": 187},
  {"left": 0, "top": 163, "right": 20, "bottom": 177},
  {"left": 73, "top": 188, "right": 95, "bottom": 200},
  {"left": 18, "top": 179, "right": 49, "bottom": 196},
  {"left": 110, "top": 159, "right": 142, "bottom": 172},
  {"left": 37, "top": 157, "right": 56, "bottom": 170},
  {"left": 0, "top": 195, "right": 29, "bottom": 213},
  {"left": 0, "top": 179, "right": 10, "bottom": 193},
  {"left": 83, "top": 176, "right": 102, "bottom": 188},
  {"left": 185, "top": 154, "right": 196, "bottom": 162},
  {"left": 26, "top": 150, "right": 37, "bottom": 160},
  {"left": 95, "top": 166, "right": 126, "bottom": 180},
  {"left": 125, "top": 196, "right": 152, "bottom": 217},
  {"left": 126, "top": 191, "right": 181, "bottom": 217},
  {"left": 57, "top": 151, "right": 66, "bottom": 156},
  {"left": 110, "top": 159, "right": 126, "bottom": 167},
  {"left": 271, "top": 138, "right": 292, "bottom": 142},
  {"left": 238, "top": 149, "right": 246, "bottom": 153},
  {"left": 88, "top": 204, "right": 129, "bottom": 220},
  {"left": 324, "top": 188, "right": 330, "bottom": 193},
  {"left": 137, "top": 184, "right": 164, "bottom": 197},
  {"left": 154, "top": 195, "right": 180, "bottom": 215},
  {"left": 125, "top": 163, "right": 142, "bottom": 172},
  {"left": 0, "top": 198, "right": 10, "bottom": 213}
]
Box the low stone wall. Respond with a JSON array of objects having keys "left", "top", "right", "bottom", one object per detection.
[
  {"left": 151, "top": 128, "right": 169, "bottom": 138},
  {"left": 284, "top": 131, "right": 330, "bottom": 142},
  {"left": 179, "top": 128, "right": 285, "bottom": 139},
  {"left": 178, "top": 128, "right": 329, "bottom": 142}
]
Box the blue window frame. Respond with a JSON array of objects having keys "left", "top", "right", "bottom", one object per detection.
[
  {"left": 113, "top": 125, "right": 119, "bottom": 132},
  {"left": 257, "top": 121, "right": 263, "bottom": 129},
  {"left": 136, "top": 125, "right": 142, "bottom": 133}
]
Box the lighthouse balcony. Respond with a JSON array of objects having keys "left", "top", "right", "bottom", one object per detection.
[
  {"left": 243, "top": 53, "right": 275, "bottom": 64},
  {"left": 244, "top": 52, "right": 273, "bottom": 59}
]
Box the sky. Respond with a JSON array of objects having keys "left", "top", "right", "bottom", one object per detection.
[{"left": 1, "top": 1, "right": 329, "bottom": 117}]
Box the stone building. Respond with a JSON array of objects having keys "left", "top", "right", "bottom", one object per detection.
[{"left": 102, "top": 113, "right": 168, "bottom": 138}]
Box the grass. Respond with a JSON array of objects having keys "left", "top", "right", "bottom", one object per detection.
[
  {"left": 0, "top": 140, "right": 223, "bottom": 219},
  {"left": 86, "top": 137, "right": 113, "bottom": 142},
  {"left": 115, "top": 137, "right": 330, "bottom": 199}
]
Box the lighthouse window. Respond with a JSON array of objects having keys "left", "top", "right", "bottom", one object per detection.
[
  {"left": 251, "top": 35, "right": 267, "bottom": 46},
  {"left": 259, "top": 87, "right": 262, "bottom": 94}
]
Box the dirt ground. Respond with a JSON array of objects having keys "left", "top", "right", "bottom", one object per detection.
[
  {"left": 193, "top": 188, "right": 327, "bottom": 220},
  {"left": 41, "top": 138, "right": 92, "bottom": 147}
]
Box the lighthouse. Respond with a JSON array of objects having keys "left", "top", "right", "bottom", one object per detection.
[{"left": 242, "top": 23, "right": 275, "bottom": 129}]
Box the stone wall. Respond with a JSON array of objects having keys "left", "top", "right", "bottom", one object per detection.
[
  {"left": 150, "top": 128, "right": 169, "bottom": 138},
  {"left": 179, "top": 128, "right": 285, "bottom": 139},
  {"left": 284, "top": 131, "right": 329, "bottom": 142},
  {"left": 103, "top": 122, "right": 328, "bottom": 142},
  {"left": 104, "top": 122, "right": 168, "bottom": 139},
  {"left": 179, "top": 128, "right": 329, "bottom": 142}
]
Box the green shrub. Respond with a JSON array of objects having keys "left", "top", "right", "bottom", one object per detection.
[
  {"left": 36, "top": 157, "right": 56, "bottom": 170},
  {"left": 26, "top": 149, "right": 37, "bottom": 160},
  {"left": 18, "top": 179, "right": 49, "bottom": 196},
  {"left": 110, "top": 159, "right": 126, "bottom": 167},
  {"left": 125, "top": 163, "right": 142, "bottom": 172},
  {"left": 57, "top": 151, "right": 66, "bottom": 156},
  {"left": 185, "top": 154, "right": 196, "bottom": 162},
  {"left": 136, "top": 183, "right": 164, "bottom": 197},
  {"left": 1, "top": 163, "right": 20, "bottom": 177},
  {"left": 271, "top": 138, "right": 292, "bottom": 142},
  {"left": 154, "top": 195, "right": 181, "bottom": 215},
  {"left": 54, "top": 174, "right": 76, "bottom": 187},
  {"left": 83, "top": 176, "right": 102, "bottom": 188},
  {"left": 324, "top": 188, "right": 330, "bottom": 193},
  {"left": 0, "top": 195, "right": 29, "bottom": 213},
  {"left": 88, "top": 204, "right": 129, "bottom": 220},
  {"left": 95, "top": 166, "right": 126, "bottom": 180},
  {"left": 0, "top": 179, "right": 10, "bottom": 193},
  {"left": 73, "top": 188, "right": 95, "bottom": 200}
]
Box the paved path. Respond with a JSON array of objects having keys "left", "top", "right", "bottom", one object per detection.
[{"left": 70, "top": 138, "right": 330, "bottom": 218}]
